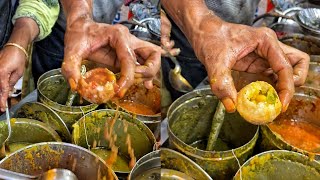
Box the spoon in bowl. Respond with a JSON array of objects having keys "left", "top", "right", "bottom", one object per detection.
[{"left": 0, "top": 168, "right": 78, "bottom": 180}]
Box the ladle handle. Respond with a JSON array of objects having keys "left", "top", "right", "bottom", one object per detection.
[
  {"left": 5, "top": 101, "right": 11, "bottom": 140},
  {"left": 0, "top": 168, "right": 35, "bottom": 180},
  {"left": 163, "top": 48, "right": 181, "bottom": 74},
  {"left": 206, "top": 101, "right": 226, "bottom": 151},
  {"left": 65, "top": 65, "right": 86, "bottom": 106}
]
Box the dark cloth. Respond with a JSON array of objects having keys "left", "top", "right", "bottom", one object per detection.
[
  {"left": 0, "top": 0, "right": 18, "bottom": 48},
  {"left": 163, "top": 0, "right": 260, "bottom": 100},
  {"left": 32, "top": 21, "right": 65, "bottom": 84}
]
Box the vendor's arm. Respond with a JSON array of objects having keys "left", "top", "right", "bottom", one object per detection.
[
  {"left": 0, "top": 0, "right": 59, "bottom": 112},
  {"left": 60, "top": 0, "right": 161, "bottom": 98},
  {"left": 162, "top": 0, "right": 309, "bottom": 113}
]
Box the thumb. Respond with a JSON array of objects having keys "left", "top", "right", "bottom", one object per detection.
[
  {"left": 0, "top": 74, "right": 10, "bottom": 112},
  {"left": 207, "top": 65, "right": 237, "bottom": 113},
  {"left": 61, "top": 53, "right": 83, "bottom": 91}
]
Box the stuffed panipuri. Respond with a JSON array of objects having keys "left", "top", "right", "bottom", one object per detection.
[
  {"left": 237, "top": 81, "right": 282, "bottom": 125},
  {"left": 77, "top": 68, "right": 117, "bottom": 104}
]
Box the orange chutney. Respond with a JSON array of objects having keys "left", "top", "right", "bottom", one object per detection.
[
  {"left": 268, "top": 118, "right": 320, "bottom": 153},
  {"left": 117, "top": 100, "right": 156, "bottom": 115}
]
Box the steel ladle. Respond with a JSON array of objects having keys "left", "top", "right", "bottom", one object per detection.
[
  {"left": 0, "top": 168, "right": 78, "bottom": 180},
  {"left": 0, "top": 101, "right": 12, "bottom": 158},
  {"left": 164, "top": 50, "right": 193, "bottom": 93}
]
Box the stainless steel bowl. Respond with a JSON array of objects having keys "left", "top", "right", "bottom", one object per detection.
[{"left": 0, "top": 142, "right": 118, "bottom": 180}]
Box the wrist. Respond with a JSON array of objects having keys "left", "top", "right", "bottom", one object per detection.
[
  {"left": 9, "top": 18, "right": 39, "bottom": 49},
  {"left": 61, "top": 0, "right": 93, "bottom": 28}
]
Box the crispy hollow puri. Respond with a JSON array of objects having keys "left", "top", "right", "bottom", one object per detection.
[
  {"left": 237, "top": 81, "right": 282, "bottom": 125},
  {"left": 78, "top": 68, "right": 116, "bottom": 104}
]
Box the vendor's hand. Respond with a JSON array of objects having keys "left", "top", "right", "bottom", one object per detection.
[
  {"left": 0, "top": 46, "right": 27, "bottom": 111},
  {"left": 161, "top": 10, "right": 180, "bottom": 57},
  {"left": 61, "top": 18, "right": 161, "bottom": 98},
  {"left": 192, "top": 21, "right": 309, "bottom": 113}
]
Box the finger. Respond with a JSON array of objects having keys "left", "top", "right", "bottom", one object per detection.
[
  {"left": 134, "top": 77, "right": 154, "bottom": 89},
  {"left": 279, "top": 42, "right": 310, "bottom": 86},
  {"left": 144, "top": 80, "right": 154, "bottom": 89},
  {"left": 255, "top": 28, "right": 294, "bottom": 112},
  {"left": 162, "top": 40, "right": 174, "bottom": 49},
  {"left": 161, "top": 48, "right": 181, "bottom": 57},
  {"left": 233, "top": 52, "right": 270, "bottom": 73},
  {"left": 9, "top": 71, "right": 22, "bottom": 89},
  {"left": 206, "top": 58, "right": 237, "bottom": 113},
  {"left": 61, "top": 54, "right": 83, "bottom": 91},
  {"left": 135, "top": 46, "right": 161, "bottom": 79},
  {"left": 113, "top": 40, "right": 136, "bottom": 98},
  {"left": 88, "top": 47, "right": 118, "bottom": 66},
  {"left": 0, "top": 72, "right": 10, "bottom": 112}
]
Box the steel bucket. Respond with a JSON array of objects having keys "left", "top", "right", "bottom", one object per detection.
[
  {"left": 0, "top": 142, "right": 118, "bottom": 180},
  {"left": 37, "top": 68, "right": 98, "bottom": 129},
  {"left": 234, "top": 150, "right": 320, "bottom": 180},
  {"left": 72, "top": 109, "right": 157, "bottom": 175},
  {"left": 167, "top": 88, "right": 259, "bottom": 179}
]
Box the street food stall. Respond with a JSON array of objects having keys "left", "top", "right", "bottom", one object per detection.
[{"left": 0, "top": 0, "right": 319, "bottom": 180}]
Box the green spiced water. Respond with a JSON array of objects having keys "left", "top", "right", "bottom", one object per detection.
[
  {"left": 6, "top": 142, "right": 32, "bottom": 155},
  {"left": 91, "top": 148, "right": 130, "bottom": 172},
  {"left": 135, "top": 168, "right": 194, "bottom": 180}
]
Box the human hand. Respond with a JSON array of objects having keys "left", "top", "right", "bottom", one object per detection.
[
  {"left": 61, "top": 18, "right": 161, "bottom": 98},
  {"left": 161, "top": 9, "right": 180, "bottom": 56},
  {"left": 0, "top": 46, "right": 27, "bottom": 111},
  {"left": 191, "top": 20, "right": 309, "bottom": 113}
]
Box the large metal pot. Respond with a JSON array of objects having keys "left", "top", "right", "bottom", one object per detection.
[
  {"left": 129, "top": 148, "right": 212, "bottom": 180},
  {"left": 0, "top": 142, "right": 118, "bottom": 180},
  {"left": 279, "top": 34, "right": 320, "bottom": 55},
  {"left": 72, "top": 109, "right": 157, "bottom": 175},
  {"left": 167, "top": 88, "right": 259, "bottom": 179},
  {"left": 37, "top": 68, "right": 98, "bottom": 129},
  {"left": 0, "top": 118, "right": 61, "bottom": 158},
  {"left": 13, "top": 102, "right": 71, "bottom": 142},
  {"left": 105, "top": 80, "right": 161, "bottom": 132},
  {"left": 234, "top": 150, "right": 320, "bottom": 180},
  {"left": 259, "top": 87, "right": 320, "bottom": 160},
  {"left": 304, "top": 61, "right": 320, "bottom": 90}
]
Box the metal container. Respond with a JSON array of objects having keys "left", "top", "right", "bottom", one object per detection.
[
  {"left": 167, "top": 88, "right": 259, "bottom": 179},
  {"left": 72, "top": 109, "right": 157, "bottom": 175},
  {"left": 129, "top": 148, "right": 212, "bottom": 180},
  {"left": 105, "top": 80, "right": 161, "bottom": 132},
  {"left": 259, "top": 87, "right": 320, "bottom": 161},
  {"left": 13, "top": 102, "right": 71, "bottom": 142},
  {"left": 0, "top": 142, "right": 118, "bottom": 180},
  {"left": 296, "top": 8, "right": 320, "bottom": 37},
  {"left": 234, "top": 150, "right": 320, "bottom": 180},
  {"left": 304, "top": 61, "right": 320, "bottom": 90},
  {"left": 279, "top": 34, "right": 320, "bottom": 55},
  {"left": 0, "top": 118, "right": 61, "bottom": 157},
  {"left": 37, "top": 68, "right": 98, "bottom": 129}
]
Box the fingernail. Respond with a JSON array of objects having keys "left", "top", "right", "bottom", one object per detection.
[
  {"left": 118, "top": 89, "right": 127, "bottom": 98},
  {"left": 68, "top": 78, "right": 77, "bottom": 91},
  {"left": 282, "top": 103, "right": 289, "bottom": 113},
  {"left": 222, "top": 97, "right": 236, "bottom": 113}
]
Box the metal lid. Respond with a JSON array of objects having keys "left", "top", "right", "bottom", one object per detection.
[{"left": 297, "top": 8, "right": 320, "bottom": 34}]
